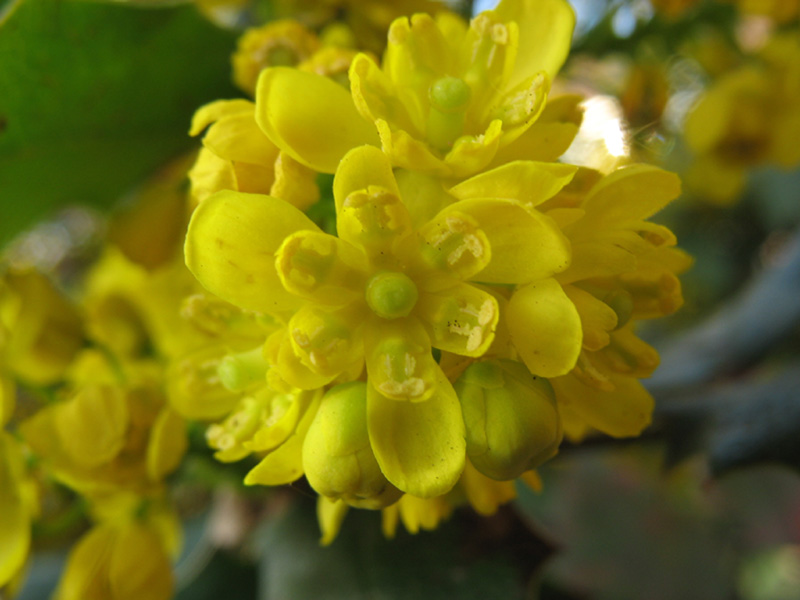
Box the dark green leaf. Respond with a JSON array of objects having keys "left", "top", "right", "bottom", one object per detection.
[{"left": 0, "top": 0, "right": 238, "bottom": 245}]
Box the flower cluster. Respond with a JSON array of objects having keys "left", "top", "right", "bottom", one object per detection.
[
  {"left": 0, "top": 160, "right": 206, "bottom": 598},
  {"left": 683, "top": 32, "right": 800, "bottom": 203},
  {"left": 1, "top": 1, "right": 690, "bottom": 596},
  {"left": 182, "top": 0, "right": 688, "bottom": 540}
]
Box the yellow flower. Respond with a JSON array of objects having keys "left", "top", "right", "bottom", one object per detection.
[
  {"left": 0, "top": 269, "right": 84, "bottom": 386},
  {"left": 0, "top": 431, "right": 35, "bottom": 590},
  {"left": 207, "top": 384, "right": 318, "bottom": 463},
  {"left": 255, "top": 0, "right": 576, "bottom": 177},
  {"left": 20, "top": 352, "right": 187, "bottom": 496},
  {"left": 189, "top": 99, "right": 319, "bottom": 210},
  {"left": 272, "top": 0, "right": 447, "bottom": 54},
  {"left": 542, "top": 165, "right": 690, "bottom": 439},
  {"left": 684, "top": 35, "right": 800, "bottom": 203},
  {"left": 186, "top": 145, "right": 578, "bottom": 497},
  {"left": 56, "top": 519, "right": 174, "bottom": 600},
  {"left": 232, "top": 20, "right": 321, "bottom": 96}
]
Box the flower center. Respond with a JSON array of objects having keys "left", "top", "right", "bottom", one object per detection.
[
  {"left": 427, "top": 76, "right": 472, "bottom": 151},
  {"left": 365, "top": 272, "right": 418, "bottom": 320}
]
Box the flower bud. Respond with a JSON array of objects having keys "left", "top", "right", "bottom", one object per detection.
[
  {"left": 455, "top": 359, "right": 562, "bottom": 480},
  {"left": 303, "top": 382, "right": 401, "bottom": 509}
]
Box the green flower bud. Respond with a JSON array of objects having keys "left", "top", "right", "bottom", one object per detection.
[
  {"left": 303, "top": 382, "right": 401, "bottom": 509},
  {"left": 455, "top": 359, "right": 562, "bottom": 480}
]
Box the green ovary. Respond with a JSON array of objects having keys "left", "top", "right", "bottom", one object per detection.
[
  {"left": 365, "top": 272, "right": 419, "bottom": 320},
  {"left": 427, "top": 76, "right": 472, "bottom": 151}
]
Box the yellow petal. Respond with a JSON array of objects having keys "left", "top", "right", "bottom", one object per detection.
[
  {"left": 507, "top": 279, "right": 582, "bottom": 377},
  {"left": 684, "top": 155, "right": 746, "bottom": 205},
  {"left": 255, "top": 67, "right": 379, "bottom": 173},
  {"left": 185, "top": 190, "right": 320, "bottom": 313},
  {"left": 269, "top": 151, "right": 320, "bottom": 211},
  {"left": 188, "top": 147, "right": 238, "bottom": 205},
  {"left": 55, "top": 385, "right": 129, "bottom": 469},
  {"left": 378, "top": 119, "right": 451, "bottom": 176},
  {"left": 460, "top": 459, "right": 517, "bottom": 516},
  {"left": 363, "top": 316, "right": 438, "bottom": 402},
  {"left": 286, "top": 304, "right": 364, "bottom": 378},
  {"left": 397, "top": 494, "right": 453, "bottom": 533},
  {"left": 247, "top": 389, "right": 318, "bottom": 454},
  {"left": 166, "top": 346, "right": 241, "bottom": 421},
  {"left": 439, "top": 198, "right": 571, "bottom": 284},
  {"left": 411, "top": 208, "right": 491, "bottom": 285},
  {"left": 189, "top": 99, "right": 255, "bottom": 136},
  {"left": 275, "top": 230, "right": 366, "bottom": 307},
  {"left": 492, "top": 94, "right": 583, "bottom": 164},
  {"left": 350, "top": 53, "right": 420, "bottom": 134},
  {"left": 595, "top": 327, "right": 660, "bottom": 379},
  {"left": 333, "top": 146, "right": 412, "bottom": 257},
  {"left": 770, "top": 112, "right": 800, "bottom": 167},
  {"left": 56, "top": 525, "right": 116, "bottom": 600},
  {"left": 334, "top": 145, "right": 400, "bottom": 205},
  {"left": 0, "top": 433, "right": 29, "bottom": 587},
  {"left": 493, "top": 0, "right": 575, "bottom": 87},
  {"left": 563, "top": 285, "right": 618, "bottom": 351},
  {"left": 443, "top": 121, "right": 504, "bottom": 178},
  {"left": 557, "top": 240, "right": 638, "bottom": 284},
  {"left": 684, "top": 82, "right": 735, "bottom": 154},
  {"left": 270, "top": 329, "right": 339, "bottom": 391},
  {"left": 416, "top": 283, "right": 498, "bottom": 357},
  {"left": 109, "top": 523, "right": 173, "bottom": 600},
  {"left": 492, "top": 71, "right": 551, "bottom": 147},
  {"left": 244, "top": 394, "right": 320, "bottom": 486},
  {"left": 0, "top": 375, "right": 14, "bottom": 428},
  {"left": 367, "top": 368, "right": 465, "bottom": 498},
  {"left": 497, "top": 121, "right": 579, "bottom": 163},
  {"left": 108, "top": 523, "right": 173, "bottom": 600},
  {"left": 552, "top": 372, "right": 654, "bottom": 437},
  {"left": 394, "top": 170, "right": 455, "bottom": 229},
  {"left": 201, "top": 107, "right": 279, "bottom": 166},
  {"left": 318, "top": 496, "right": 349, "bottom": 546},
  {"left": 578, "top": 164, "right": 681, "bottom": 227},
  {"left": 449, "top": 160, "right": 576, "bottom": 207},
  {"left": 146, "top": 408, "right": 187, "bottom": 482}
]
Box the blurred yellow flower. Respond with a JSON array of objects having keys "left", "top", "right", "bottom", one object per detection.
[
  {"left": 0, "top": 270, "right": 84, "bottom": 386},
  {"left": 0, "top": 431, "right": 35, "bottom": 590},
  {"left": 56, "top": 518, "right": 174, "bottom": 600},
  {"left": 684, "top": 34, "right": 800, "bottom": 203},
  {"left": 232, "top": 20, "right": 321, "bottom": 96}
]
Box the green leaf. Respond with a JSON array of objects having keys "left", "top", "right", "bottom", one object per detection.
[
  {"left": 257, "top": 498, "right": 535, "bottom": 600},
  {"left": 0, "top": 0, "right": 238, "bottom": 246}
]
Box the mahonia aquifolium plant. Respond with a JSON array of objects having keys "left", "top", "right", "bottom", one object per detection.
[
  {"left": 0, "top": 0, "right": 690, "bottom": 596},
  {"left": 183, "top": 0, "right": 689, "bottom": 541}
]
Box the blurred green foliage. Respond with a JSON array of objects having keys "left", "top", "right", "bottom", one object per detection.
[{"left": 0, "top": 0, "right": 238, "bottom": 245}]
